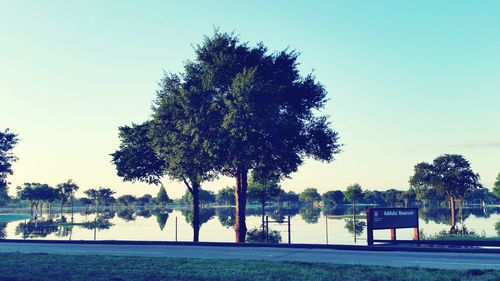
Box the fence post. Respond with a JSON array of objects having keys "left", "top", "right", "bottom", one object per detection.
[
  {"left": 287, "top": 215, "right": 291, "bottom": 244},
  {"left": 325, "top": 214, "right": 328, "bottom": 245},
  {"left": 366, "top": 208, "right": 373, "bottom": 246},
  {"left": 175, "top": 216, "right": 178, "bottom": 242}
]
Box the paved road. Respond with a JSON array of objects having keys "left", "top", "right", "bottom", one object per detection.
[{"left": 0, "top": 242, "right": 499, "bottom": 270}]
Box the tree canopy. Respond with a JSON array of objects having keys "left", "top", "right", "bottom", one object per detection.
[
  {"left": 112, "top": 30, "right": 340, "bottom": 242},
  {"left": 247, "top": 178, "right": 281, "bottom": 207},
  {"left": 84, "top": 188, "right": 115, "bottom": 211},
  {"left": 156, "top": 185, "right": 170, "bottom": 205},
  {"left": 344, "top": 183, "right": 364, "bottom": 204},
  {"left": 0, "top": 129, "right": 18, "bottom": 201},
  {"left": 409, "top": 154, "right": 482, "bottom": 201},
  {"left": 409, "top": 154, "right": 482, "bottom": 227},
  {"left": 322, "top": 190, "right": 344, "bottom": 205},
  {"left": 494, "top": 172, "right": 500, "bottom": 198},
  {"left": 299, "top": 188, "right": 321, "bottom": 204}
]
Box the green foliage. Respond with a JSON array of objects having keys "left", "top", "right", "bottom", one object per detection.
[
  {"left": 112, "top": 30, "right": 340, "bottom": 242},
  {"left": 187, "top": 31, "right": 340, "bottom": 179},
  {"left": 117, "top": 194, "right": 137, "bottom": 206},
  {"left": 409, "top": 154, "right": 482, "bottom": 200},
  {"left": 0, "top": 222, "right": 6, "bottom": 239},
  {"left": 83, "top": 188, "right": 115, "bottom": 209},
  {"left": 0, "top": 129, "right": 18, "bottom": 201},
  {"left": 247, "top": 178, "right": 281, "bottom": 206},
  {"left": 299, "top": 188, "right": 321, "bottom": 204},
  {"left": 56, "top": 179, "right": 79, "bottom": 207},
  {"left": 138, "top": 194, "right": 153, "bottom": 205},
  {"left": 494, "top": 172, "right": 500, "bottom": 198},
  {"left": 111, "top": 123, "right": 166, "bottom": 185},
  {"left": 216, "top": 186, "right": 235, "bottom": 206},
  {"left": 344, "top": 183, "right": 364, "bottom": 204},
  {"left": 246, "top": 227, "right": 282, "bottom": 244},
  {"left": 344, "top": 219, "right": 366, "bottom": 235},
  {"left": 17, "top": 183, "right": 58, "bottom": 205},
  {"left": 155, "top": 211, "right": 170, "bottom": 231},
  {"left": 278, "top": 190, "right": 300, "bottom": 204},
  {"left": 216, "top": 207, "right": 235, "bottom": 228},
  {"left": 117, "top": 208, "right": 136, "bottom": 221},
  {"left": 155, "top": 185, "right": 170, "bottom": 205},
  {"left": 300, "top": 206, "right": 321, "bottom": 223},
  {"left": 322, "top": 190, "right": 344, "bottom": 205},
  {"left": 15, "top": 219, "right": 59, "bottom": 238},
  {"left": 182, "top": 189, "right": 216, "bottom": 205},
  {"left": 181, "top": 208, "right": 216, "bottom": 227}
]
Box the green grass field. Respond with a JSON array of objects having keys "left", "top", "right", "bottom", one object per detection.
[{"left": 0, "top": 253, "right": 498, "bottom": 281}]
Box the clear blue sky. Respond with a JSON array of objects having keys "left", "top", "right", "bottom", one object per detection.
[{"left": 1, "top": 1, "right": 499, "bottom": 198}]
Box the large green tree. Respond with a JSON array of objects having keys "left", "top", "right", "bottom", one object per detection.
[
  {"left": 113, "top": 31, "right": 340, "bottom": 242},
  {"left": 112, "top": 94, "right": 217, "bottom": 242},
  {"left": 0, "top": 129, "right": 18, "bottom": 202},
  {"left": 409, "top": 154, "right": 482, "bottom": 227},
  {"left": 188, "top": 32, "right": 340, "bottom": 242}
]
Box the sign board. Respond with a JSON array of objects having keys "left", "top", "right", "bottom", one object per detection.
[
  {"left": 369, "top": 208, "right": 419, "bottom": 229},
  {"left": 366, "top": 208, "right": 420, "bottom": 245}
]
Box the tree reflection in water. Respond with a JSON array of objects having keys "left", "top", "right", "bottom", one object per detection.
[
  {"left": 181, "top": 208, "right": 215, "bottom": 240},
  {"left": 344, "top": 218, "right": 365, "bottom": 240},
  {"left": 136, "top": 208, "right": 152, "bottom": 218},
  {"left": 0, "top": 222, "right": 6, "bottom": 239},
  {"left": 216, "top": 207, "right": 235, "bottom": 228},
  {"left": 300, "top": 207, "right": 321, "bottom": 224},
  {"left": 117, "top": 208, "right": 136, "bottom": 221},
  {"left": 15, "top": 219, "right": 59, "bottom": 238},
  {"left": 153, "top": 208, "right": 172, "bottom": 231}
]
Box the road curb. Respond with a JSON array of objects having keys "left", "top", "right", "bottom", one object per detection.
[{"left": 1, "top": 239, "right": 499, "bottom": 254}]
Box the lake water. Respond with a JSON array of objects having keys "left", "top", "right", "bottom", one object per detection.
[{"left": 1, "top": 206, "right": 499, "bottom": 244}]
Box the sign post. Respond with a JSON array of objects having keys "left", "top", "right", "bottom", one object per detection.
[{"left": 366, "top": 208, "right": 419, "bottom": 246}]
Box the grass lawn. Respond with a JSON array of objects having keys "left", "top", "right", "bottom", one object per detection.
[{"left": 0, "top": 252, "right": 499, "bottom": 281}]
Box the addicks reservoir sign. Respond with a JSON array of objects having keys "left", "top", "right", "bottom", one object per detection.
[
  {"left": 369, "top": 208, "right": 419, "bottom": 230},
  {"left": 366, "top": 208, "right": 420, "bottom": 245}
]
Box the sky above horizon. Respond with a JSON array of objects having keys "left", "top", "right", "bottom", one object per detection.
[{"left": 1, "top": 1, "right": 499, "bottom": 199}]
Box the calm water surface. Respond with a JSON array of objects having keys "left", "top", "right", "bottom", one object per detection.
[{"left": 1, "top": 206, "right": 499, "bottom": 244}]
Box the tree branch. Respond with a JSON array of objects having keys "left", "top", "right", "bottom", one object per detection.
[{"left": 182, "top": 176, "right": 193, "bottom": 194}]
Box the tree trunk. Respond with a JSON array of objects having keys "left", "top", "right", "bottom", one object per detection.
[
  {"left": 192, "top": 182, "right": 200, "bottom": 242},
  {"left": 60, "top": 202, "right": 64, "bottom": 216},
  {"left": 71, "top": 198, "right": 74, "bottom": 219},
  {"left": 459, "top": 198, "right": 464, "bottom": 236},
  {"left": 450, "top": 197, "right": 456, "bottom": 227},
  {"left": 234, "top": 166, "right": 248, "bottom": 242}
]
